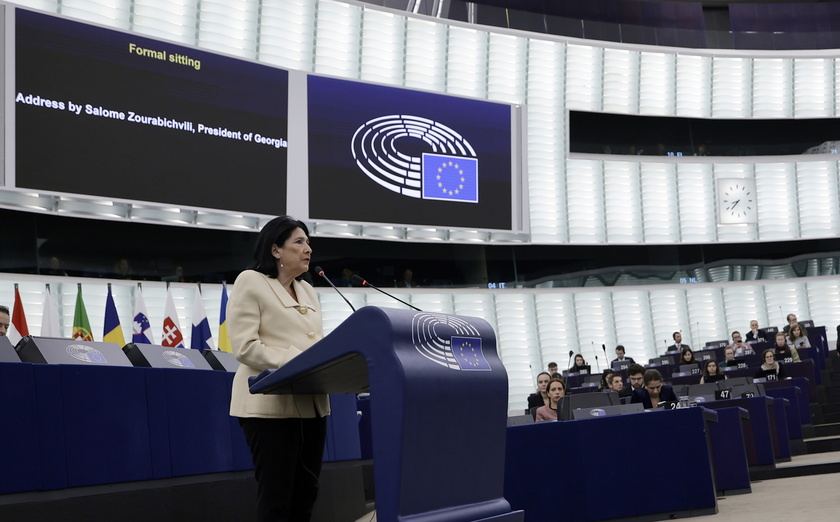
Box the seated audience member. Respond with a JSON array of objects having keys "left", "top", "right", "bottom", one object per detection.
[
  {"left": 667, "top": 331, "right": 688, "bottom": 352},
  {"left": 0, "top": 305, "right": 9, "bottom": 336},
  {"left": 569, "top": 353, "right": 588, "bottom": 373},
  {"left": 631, "top": 369, "right": 678, "bottom": 409},
  {"left": 719, "top": 347, "right": 737, "bottom": 367},
  {"left": 527, "top": 372, "right": 551, "bottom": 410},
  {"left": 787, "top": 323, "right": 811, "bottom": 350},
  {"left": 773, "top": 332, "right": 800, "bottom": 362},
  {"left": 727, "top": 331, "right": 754, "bottom": 356},
  {"left": 535, "top": 377, "right": 565, "bottom": 422},
  {"left": 607, "top": 373, "right": 624, "bottom": 394},
  {"left": 600, "top": 370, "right": 614, "bottom": 391},
  {"left": 756, "top": 349, "right": 787, "bottom": 381},
  {"left": 625, "top": 364, "right": 646, "bottom": 395},
  {"left": 783, "top": 313, "right": 797, "bottom": 334},
  {"left": 745, "top": 320, "right": 762, "bottom": 342},
  {"left": 547, "top": 362, "right": 558, "bottom": 375},
  {"left": 700, "top": 360, "right": 726, "bottom": 384},
  {"left": 611, "top": 345, "right": 635, "bottom": 364},
  {"left": 680, "top": 346, "right": 698, "bottom": 367}
]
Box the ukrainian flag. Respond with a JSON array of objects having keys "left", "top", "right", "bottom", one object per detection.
[
  {"left": 218, "top": 283, "right": 232, "bottom": 353},
  {"left": 103, "top": 284, "right": 125, "bottom": 346}
]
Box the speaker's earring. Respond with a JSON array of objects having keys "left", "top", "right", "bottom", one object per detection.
[{"left": 279, "top": 259, "right": 284, "bottom": 268}]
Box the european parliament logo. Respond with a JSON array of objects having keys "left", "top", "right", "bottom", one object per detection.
[
  {"left": 411, "top": 312, "right": 492, "bottom": 371},
  {"left": 351, "top": 115, "right": 479, "bottom": 202}
]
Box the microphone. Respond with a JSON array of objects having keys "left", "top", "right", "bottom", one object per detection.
[
  {"left": 602, "top": 344, "right": 608, "bottom": 364},
  {"left": 594, "top": 355, "right": 600, "bottom": 372},
  {"left": 351, "top": 274, "right": 421, "bottom": 311},
  {"left": 567, "top": 350, "right": 574, "bottom": 370},
  {"left": 313, "top": 266, "right": 355, "bottom": 312},
  {"left": 779, "top": 306, "right": 785, "bottom": 325}
]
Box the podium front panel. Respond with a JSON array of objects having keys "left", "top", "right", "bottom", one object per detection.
[
  {"left": 18, "top": 337, "right": 132, "bottom": 367},
  {"left": 123, "top": 343, "right": 213, "bottom": 370},
  {"left": 0, "top": 336, "right": 20, "bottom": 362}
]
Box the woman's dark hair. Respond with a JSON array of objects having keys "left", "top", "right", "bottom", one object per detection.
[
  {"left": 249, "top": 215, "right": 309, "bottom": 278},
  {"left": 681, "top": 346, "right": 695, "bottom": 363},
  {"left": 703, "top": 359, "right": 719, "bottom": 376}
]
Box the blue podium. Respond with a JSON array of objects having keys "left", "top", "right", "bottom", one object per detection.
[{"left": 249, "top": 306, "right": 523, "bottom": 522}]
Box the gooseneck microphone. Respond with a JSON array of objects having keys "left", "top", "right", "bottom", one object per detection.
[
  {"left": 313, "top": 266, "right": 356, "bottom": 312},
  {"left": 567, "top": 350, "right": 574, "bottom": 370},
  {"left": 351, "top": 274, "right": 422, "bottom": 311},
  {"left": 602, "top": 344, "right": 609, "bottom": 365}
]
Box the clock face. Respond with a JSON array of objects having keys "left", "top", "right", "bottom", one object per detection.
[{"left": 718, "top": 179, "right": 757, "bottom": 224}]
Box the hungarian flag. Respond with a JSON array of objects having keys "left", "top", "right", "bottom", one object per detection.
[{"left": 72, "top": 284, "right": 94, "bottom": 341}]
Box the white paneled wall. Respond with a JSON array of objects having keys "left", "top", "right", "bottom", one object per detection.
[{"left": 3, "top": 274, "right": 838, "bottom": 412}]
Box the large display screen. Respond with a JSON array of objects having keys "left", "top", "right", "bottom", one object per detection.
[
  {"left": 14, "top": 9, "right": 289, "bottom": 215},
  {"left": 307, "top": 76, "right": 517, "bottom": 231}
]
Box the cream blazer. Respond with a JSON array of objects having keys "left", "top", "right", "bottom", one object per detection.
[{"left": 228, "top": 270, "right": 330, "bottom": 418}]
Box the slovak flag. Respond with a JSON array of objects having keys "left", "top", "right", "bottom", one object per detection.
[
  {"left": 132, "top": 284, "right": 155, "bottom": 344},
  {"left": 190, "top": 286, "right": 215, "bottom": 352},
  {"left": 161, "top": 287, "right": 185, "bottom": 348}
]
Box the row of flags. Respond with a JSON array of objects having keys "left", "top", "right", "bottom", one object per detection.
[{"left": 7, "top": 283, "right": 232, "bottom": 353}]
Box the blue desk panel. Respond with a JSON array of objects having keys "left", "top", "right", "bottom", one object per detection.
[
  {"left": 705, "top": 406, "right": 751, "bottom": 494},
  {"left": 59, "top": 365, "right": 154, "bottom": 487},
  {"left": 702, "top": 397, "right": 775, "bottom": 467},
  {"left": 505, "top": 408, "right": 717, "bottom": 521},
  {"left": 0, "top": 362, "right": 41, "bottom": 494},
  {"left": 765, "top": 387, "right": 803, "bottom": 440}
]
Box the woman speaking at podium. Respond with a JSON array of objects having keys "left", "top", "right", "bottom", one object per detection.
[{"left": 228, "top": 215, "right": 329, "bottom": 522}]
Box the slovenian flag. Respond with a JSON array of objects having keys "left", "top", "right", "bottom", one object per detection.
[
  {"left": 218, "top": 283, "right": 232, "bottom": 353},
  {"left": 190, "top": 286, "right": 215, "bottom": 352},
  {"left": 161, "top": 287, "right": 185, "bottom": 348},
  {"left": 72, "top": 284, "right": 93, "bottom": 341},
  {"left": 132, "top": 284, "right": 154, "bottom": 344},
  {"left": 103, "top": 284, "right": 125, "bottom": 346}
]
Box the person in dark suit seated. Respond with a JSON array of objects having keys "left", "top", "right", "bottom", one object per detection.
[
  {"left": 756, "top": 349, "right": 787, "bottom": 381},
  {"left": 667, "top": 331, "right": 688, "bottom": 352},
  {"left": 773, "top": 332, "right": 800, "bottom": 362},
  {"left": 610, "top": 345, "right": 635, "bottom": 365},
  {"left": 631, "top": 369, "right": 678, "bottom": 409},
  {"left": 527, "top": 372, "right": 551, "bottom": 410},
  {"left": 569, "top": 353, "right": 588, "bottom": 373},
  {"left": 679, "top": 346, "right": 698, "bottom": 367},
  {"left": 782, "top": 313, "right": 797, "bottom": 334},
  {"left": 535, "top": 377, "right": 565, "bottom": 422},
  {"left": 625, "top": 363, "right": 646, "bottom": 396},
  {"left": 745, "top": 320, "right": 761, "bottom": 342},
  {"left": 700, "top": 360, "right": 726, "bottom": 384}
]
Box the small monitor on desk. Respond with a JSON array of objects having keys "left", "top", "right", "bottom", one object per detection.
[
  {"left": 612, "top": 360, "right": 631, "bottom": 371},
  {"left": 679, "top": 363, "right": 701, "bottom": 375},
  {"left": 649, "top": 357, "right": 671, "bottom": 366},
  {"left": 569, "top": 365, "right": 591, "bottom": 375},
  {"left": 798, "top": 320, "right": 815, "bottom": 330}
]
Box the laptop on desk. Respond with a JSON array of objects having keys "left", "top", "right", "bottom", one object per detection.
[{"left": 570, "top": 403, "right": 644, "bottom": 419}]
